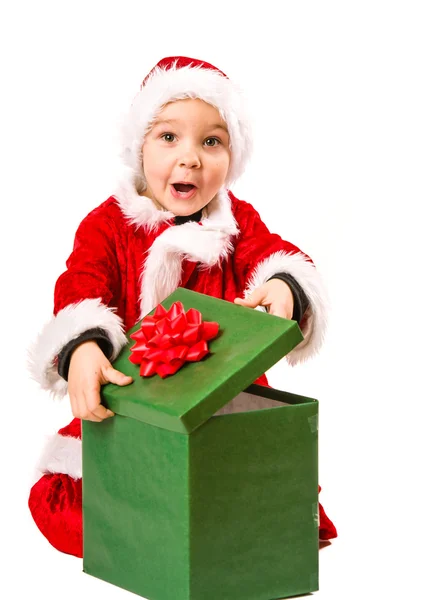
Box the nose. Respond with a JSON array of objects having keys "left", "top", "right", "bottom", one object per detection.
[{"left": 178, "top": 146, "right": 201, "bottom": 169}]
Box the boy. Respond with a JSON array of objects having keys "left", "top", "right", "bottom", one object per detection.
[{"left": 28, "top": 56, "right": 337, "bottom": 557}]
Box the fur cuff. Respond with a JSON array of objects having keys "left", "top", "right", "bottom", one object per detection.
[
  {"left": 27, "top": 298, "right": 127, "bottom": 399},
  {"left": 245, "top": 251, "right": 330, "bottom": 365},
  {"left": 36, "top": 432, "right": 82, "bottom": 480}
]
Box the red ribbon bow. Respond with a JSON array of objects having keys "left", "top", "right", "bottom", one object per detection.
[{"left": 129, "top": 301, "right": 219, "bottom": 378}]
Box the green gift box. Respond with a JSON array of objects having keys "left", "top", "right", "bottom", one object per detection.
[{"left": 82, "top": 288, "right": 319, "bottom": 600}]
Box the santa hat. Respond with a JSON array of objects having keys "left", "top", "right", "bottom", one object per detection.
[{"left": 120, "top": 56, "right": 253, "bottom": 193}]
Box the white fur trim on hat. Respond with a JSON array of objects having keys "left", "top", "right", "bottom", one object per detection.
[
  {"left": 120, "top": 59, "right": 252, "bottom": 192},
  {"left": 27, "top": 298, "right": 127, "bottom": 399},
  {"left": 244, "top": 251, "right": 330, "bottom": 365}
]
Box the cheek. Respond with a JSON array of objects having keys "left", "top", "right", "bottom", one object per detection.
[
  {"left": 142, "top": 147, "right": 168, "bottom": 181},
  {"left": 214, "top": 154, "right": 231, "bottom": 181},
  {"left": 209, "top": 150, "right": 230, "bottom": 174}
]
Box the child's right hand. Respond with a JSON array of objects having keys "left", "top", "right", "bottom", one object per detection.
[{"left": 68, "top": 340, "right": 133, "bottom": 421}]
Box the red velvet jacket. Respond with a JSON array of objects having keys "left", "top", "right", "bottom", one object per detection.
[{"left": 29, "top": 178, "right": 328, "bottom": 400}]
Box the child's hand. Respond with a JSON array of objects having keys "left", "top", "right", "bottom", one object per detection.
[
  {"left": 234, "top": 279, "right": 294, "bottom": 319},
  {"left": 68, "top": 340, "right": 133, "bottom": 422}
]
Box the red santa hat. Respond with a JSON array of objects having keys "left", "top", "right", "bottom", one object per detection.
[{"left": 120, "top": 56, "right": 253, "bottom": 192}]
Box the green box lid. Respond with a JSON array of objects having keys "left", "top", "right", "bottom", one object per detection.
[{"left": 101, "top": 288, "right": 303, "bottom": 434}]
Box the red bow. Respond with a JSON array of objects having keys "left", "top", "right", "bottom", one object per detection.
[{"left": 129, "top": 301, "right": 219, "bottom": 378}]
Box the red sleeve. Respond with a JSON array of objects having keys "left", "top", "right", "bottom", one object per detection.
[
  {"left": 230, "top": 195, "right": 329, "bottom": 367},
  {"left": 28, "top": 201, "right": 127, "bottom": 399},
  {"left": 231, "top": 198, "right": 313, "bottom": 294},
  {"left": 54, "top": 202, "right": 122, "bottom": 313}
]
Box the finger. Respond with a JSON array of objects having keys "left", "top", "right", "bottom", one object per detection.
[
  {"left": 84, "top": 413, "right": 103, "bottom": 422},
  {"left": 234, "top": 297, "right": 247, "bottom": 305},
  {"left": 70, "top": 391, "right": 100, "bottom": 421},
  {"left": 73, "top": 392, "right": 103, "bottom": 421},
  {"left": 234, "top": 288, "right": 265, "bottom": 308},
  {"left": 92, "top": 403, "right": 115, "bottom": 420},
  {"left": 101, "top": 365, "right": 133, "bottom": 387},
  {"left": 84, "top": 388, "right": 114, "bottom": 421}
]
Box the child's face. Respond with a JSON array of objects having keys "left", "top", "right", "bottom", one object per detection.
[{"left": 141, "top": 98, "right": 231, "bottom": 216}]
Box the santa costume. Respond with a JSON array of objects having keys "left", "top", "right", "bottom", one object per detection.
[{"left": 28, "top": 56, "right": 337, "bottom": 558}]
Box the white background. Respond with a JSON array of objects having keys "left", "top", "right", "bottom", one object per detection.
[{"left": 1, "top": 1, "right": 427, "bottom": 598}]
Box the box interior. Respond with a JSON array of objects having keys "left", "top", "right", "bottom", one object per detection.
[
  {"left": 214, "top": 390, "right": 290, "bottom": 415},
  {"left": 214, "top": 383, "right": 316, "bottom": 416}
]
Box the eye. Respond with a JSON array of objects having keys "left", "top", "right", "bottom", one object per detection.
[
  {"left": 160, "top": 133, "right": 176, "bottom": 143},
  {"left": 204, "top": 137, "right": 221, "bottom": 147}
]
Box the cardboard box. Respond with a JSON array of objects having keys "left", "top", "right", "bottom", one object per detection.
[{"left": 82, "top": 288, "right": 319, "bottom": 600}]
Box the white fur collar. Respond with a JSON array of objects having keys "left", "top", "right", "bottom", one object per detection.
[
  {"left": 113, "top": 171, "right": 240, "bottom": 317},
  {"left": 113, "top": 170, "right": 238, "bottom": 235}
]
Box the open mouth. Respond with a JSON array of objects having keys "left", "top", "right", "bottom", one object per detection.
[
  {"left": 170, "top": 182, "right": 198, "bottom": 199},
  {"left": 172, "top": 183, "right": 196, "bottom": 193}
]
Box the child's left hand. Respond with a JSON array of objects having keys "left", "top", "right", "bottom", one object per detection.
[{"left": 234, "top": 279, "right": 294, "bottom": 319}]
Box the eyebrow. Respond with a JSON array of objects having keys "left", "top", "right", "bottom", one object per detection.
[{"left": 152, "top": 118, "right": 229, "bottom": 134}]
